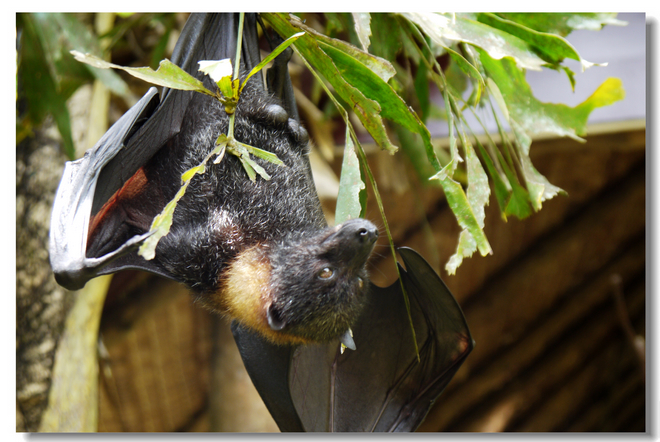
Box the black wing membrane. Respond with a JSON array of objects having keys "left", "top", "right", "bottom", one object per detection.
[
  {"left": 48, "top": 87, "right": 161, "bottom": 290},
  {"left": 231, "top": 322, "right": 305, "bottom": 432},
  {"left": 49, "top": 14, "right": 267, "bottom": 290},
  {"left": 233, "top": 247, "right": 474, "bottom": 432}
]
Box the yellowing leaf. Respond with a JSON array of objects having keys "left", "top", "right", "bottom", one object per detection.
[
  {"left": 576, "top": 77, "right": 625, "bottom": 112},
  {"left": 71, "top": 50, "right": 215, "bottom": 96}
]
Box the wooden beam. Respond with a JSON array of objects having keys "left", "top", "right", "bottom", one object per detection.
[
  {"left": 450, "top": 280, "right": 644, "bottom": 431},
  {"left": 420, "top": 240, "right": 645, "bottom": 431}
]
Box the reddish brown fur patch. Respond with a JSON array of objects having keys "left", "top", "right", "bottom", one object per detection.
[{"left": 87, "top": 167, "right": 149, "bottom": 243}]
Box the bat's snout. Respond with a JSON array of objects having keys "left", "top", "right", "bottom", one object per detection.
[{"left": 323, "top": 219, "right": 379, "bottom": 267}]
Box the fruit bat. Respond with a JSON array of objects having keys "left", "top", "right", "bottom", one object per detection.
[{"left": 49, "top": 13, "right": 473, "bottom": 431}]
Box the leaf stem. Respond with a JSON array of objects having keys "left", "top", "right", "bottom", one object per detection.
[
  {"left": 227, "top": 13, "right": 245, "bottom": 140},
  {"left": 234, "top": 13, "right": 245, "bottom": 82}
]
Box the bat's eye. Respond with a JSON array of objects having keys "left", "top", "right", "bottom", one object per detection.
[{"left": 318, "top": 267, "right": 335, "bottom": 280}]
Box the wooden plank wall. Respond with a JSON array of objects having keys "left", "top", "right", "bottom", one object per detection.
[{"left": 96, "top": 126, "right": 645, "bottom": 432}]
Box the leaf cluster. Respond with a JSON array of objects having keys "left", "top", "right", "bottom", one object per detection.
[
  {"left": 18, "top": 12, "right": 626, "bottom": 274},
  {"left": 263, "top": 12, "right": 625, "bottom": 273}
]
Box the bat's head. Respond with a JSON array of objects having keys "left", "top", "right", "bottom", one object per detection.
[{"left": 266, "top": 218, "right": 379, "bottom": 344}]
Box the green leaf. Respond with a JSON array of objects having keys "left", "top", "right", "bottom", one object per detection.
[
  {"left": 243, "top": 144, "right": 285, "bottom": 166},
  {"left": 139, "top": 180, "right": 191, "bottom": 260},
  {"left": 240, "top": 31, "right": 306, "bottom": 92},
  {"left": 324, "top": 13, "right": 347, "bottom": 34},
  {"left": 335, "top": 129, "right": 366, "bottom": 224},
  {"left": 319, "top": 42, "right": 421, "bottom": 134},
  {"left": 218, "top": 75, "right": 235, "bottom": 100},
  {"left": 181, "top": 164, "right": 205, "bottom": 182},
  {"left": 443, "top": 135, "right": 491, "bottom": 274},
  {"left": 480, "top": 104, "right": 537, "bottom": 219},
  {"left": 472, "top": 138, "right": 513, "bottom": 220},
  {"left": 212, "top": 135, "right": 228, "bottom": 164},
  {"left": 479, "top": 49, "right": 625, "bottom": 143},
  {"left": 442, "top": 85, "right": 461, "bottom": 176},
  {"left": 561, "top": 65, "right": 577, "bottom": 91},
  {"left": 150, "top": 18, "right": 174, "bottom": 69},
  {"left": 18, "top": 14, "right": 77, "bottom": 159},
  {"left": 369, "top": 13, "right": 404, "bottom": 63},
  {"left": 313, "top": 34, "right": 441, "bottom": 171},
  {"left": 510, "top": 121, "right": 567, "bottom": 211},
  {"left": 445, "top": 52, "right": 470, "bottom": 99},
  {"left": 445, "top": 46, "right": 485, "bottom": 105},
  {"left": 71, "top": 51, "right": 215, "bottom": 96},
  {"left": 495, "top": 13, "right": 625, "bottom": 37},
  {"left": 263, "top": 13, "right": 398, "bottom": 154},
  {"left": 401, "top": 12, "right": 547, "bottom": 71},
  {"left": 491, "top": 137, "right": 534, "bottom": 219},
  {"left": 463, "top": 136, "right": 490, "bottom": 227},
  {"left": 242, "top": 155, "right": 270, "bottom": 181},
  {"left": 477, "top": 13, "right": 590, "bottom": 69},
  {"left": 485, "top": 77, "right": 509, "bottom": 122},
  {"left": 431, "top": 163, "right": 492, "bottom": 275},
  {"left": 268, "top": 13, "right": 396, "bottom": 82},
  {"left": 32, "top": 13, "right": 132, "bottom": 100},
  {"left": 575, "top": 77, "right": 627, "bottom": 116},
  {"left": 446, "top": 230, "right": 476, "bottom": 276},
  {"left": 479, "top": 48, "right": 607, "bottom": 212},
  {"left": 394, "top": 125, "right": 440, "bottom": 184},
  {"left": 413, "top": 50, "right": 431, "bottom": 121}
]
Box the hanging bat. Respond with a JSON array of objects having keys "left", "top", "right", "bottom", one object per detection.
[{"left": 49, "top": 13, "right": 473, "bottom": 431}]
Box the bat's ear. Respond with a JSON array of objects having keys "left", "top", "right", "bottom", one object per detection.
[{"left": 267, "top": 303, "right": 287, "bottom": 331}]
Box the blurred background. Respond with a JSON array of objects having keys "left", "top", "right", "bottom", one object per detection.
[{"left": 16, "top": 13, "right": 645, "bottom": 432}]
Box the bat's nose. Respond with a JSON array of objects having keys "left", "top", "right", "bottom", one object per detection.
[
  {"left": 356, "top": 224, "right": 378, "bottom": 244},
  {"left": 320, "top": 218, "right": 379, "bottom": 266},
  {"left": 337, "top": 219, "right": 379, "bottom": 264},
  {"left": 338, "top": 218, "right": 378, "bottom": 245}
]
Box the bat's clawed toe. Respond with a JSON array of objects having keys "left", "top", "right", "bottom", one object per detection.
[
  {"left": 263, "top": 103, "right": 289, "bottom": 125},
  {"left": 287, "top": 118, "right": 309, "bottom": 144}
]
